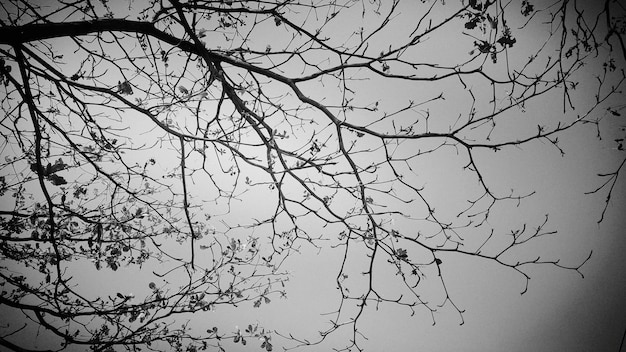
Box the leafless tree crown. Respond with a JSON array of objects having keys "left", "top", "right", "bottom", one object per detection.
[{"left": 0, "top": 0, "right": 624, "bottom": 351}]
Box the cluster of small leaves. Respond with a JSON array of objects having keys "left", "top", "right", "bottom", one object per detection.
[
  {"left": 463, "top": 0, "right": 517, "bottom": 63},
  {"left": 117, "top": 80, "right": 133, "bottom": 95},
  {"left": 233, "top": 324, "right": 273, "bottom": 351},
  {"left": 521, "top": 0, "right": 534, "bottom": 17},
  {"left": 29, "top": 158, "right": 68, "bottom": 185},
  {"left": 395, "top": 248, "right": 408, "bottom": 260},
  {"left": 464, "top": 0, "right": 496, "bottom": 30},
  {"left": 0, "top": 56, "right": 11, "bottom": 86},
  {"left": 253, "top": 287, "right": 272, "bottom": 308}
]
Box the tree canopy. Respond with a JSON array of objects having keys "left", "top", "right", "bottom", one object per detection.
[{"left": 0, "top": 0, "right": 625, "bottom": 351}]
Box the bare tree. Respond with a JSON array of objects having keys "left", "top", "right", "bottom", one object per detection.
[{"left": 0, "top": 0, "right": 624, "bottom": 351}]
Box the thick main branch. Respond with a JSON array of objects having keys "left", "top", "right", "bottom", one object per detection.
[{"left": 0, "top": 19, "right": 187, "bottom": 49}]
